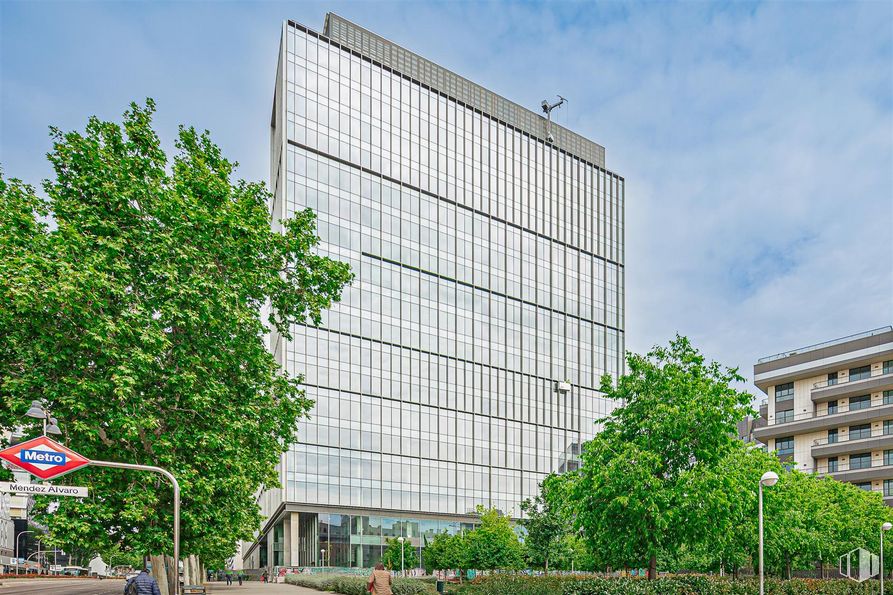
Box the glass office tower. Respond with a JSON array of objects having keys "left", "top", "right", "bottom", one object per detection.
[{"left": 245, "top": 13, "right": 625, "bottom": 571}]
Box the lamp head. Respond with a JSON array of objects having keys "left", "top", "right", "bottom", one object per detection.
[
  {"left": 760, "top": 471, "right": 779, "bottom": 487},
  {"left": 46, "top": 422, "right": 62, "bottom": 435},
  {"left": 25, "top": 402, "right": 45, "bottom": 419},
  {"left": 883, "top": 522, "right": 892, "bottom": 531}
]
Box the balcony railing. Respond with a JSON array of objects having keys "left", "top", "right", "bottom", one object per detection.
[
  {"left": 757, "top": 326, "right": 892, "bottom": 364},
  {"left": 761, "top": 398, "right": 893, "bottom": 427},
  {"left": 813, "top": 368, "right": 893, "bottom": 390},
  {"left": 813, "top": 430, "right": 893, "bottom": 447},
  {"left": 815, "top": 459, "right": 893, "bottom": 475}
]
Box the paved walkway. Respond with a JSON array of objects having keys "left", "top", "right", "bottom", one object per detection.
[
  {"left": 0, "top": 578, "right": 122, "bottom": 594},
  {"left": 206, "top": 581, "right": 318, "bottom": 595}
]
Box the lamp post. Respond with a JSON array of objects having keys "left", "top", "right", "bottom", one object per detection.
[
  {"left": 758, "top": 471, "right": 779, "bottom": 595},
  {"left": 398, "top": 537, "right": 405, "bottom": 575},
  {"left": 15, "top": 530, "right": 33, "bottom": 575},
  {"left": 18, "top": 405, "right": 180, "bottom": 591},
  {"left": 320, "top": 549, "right": 325, "bottom": 567},
  {"left": 25, "top": 400, "right": 61, "bottom": 436},
  {"left": 882, "top": 522, "right": 892, "bottom": 594}
]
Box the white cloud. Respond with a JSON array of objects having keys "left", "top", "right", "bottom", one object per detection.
[{"left": 2, "top": 0, "right": 890, "bottom": 396}]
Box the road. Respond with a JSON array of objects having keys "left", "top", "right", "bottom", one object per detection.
[{"left": 0, "top": 579, "right": 123, "bottom": 594}]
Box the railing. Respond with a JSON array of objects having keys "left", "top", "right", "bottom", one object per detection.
[
  {"left": 813, "top": 430, "right": 893, "bottom": 447},
  {"left": 813, "top": 368, "right": 893, "bottom": 390},
  {"left": 757, "top": 326, "right": 892, "bottom": 364},
  {"left": 762, "top": 398, "right": 893, "bottom": 427},
  {"left": 815, "top": 458, "right": 893, "bottom": 475}
]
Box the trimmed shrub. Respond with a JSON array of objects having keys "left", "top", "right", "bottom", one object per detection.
[
  {"left": 456, "top": 574, "right": 880, "bottom": 595},
  {"left": 284, "top": 572, "right": 427, "bottom": 595}
]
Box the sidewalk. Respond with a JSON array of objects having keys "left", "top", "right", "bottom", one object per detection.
[{"left": 206, "top": 581, "right": 318, "bottom": 595}]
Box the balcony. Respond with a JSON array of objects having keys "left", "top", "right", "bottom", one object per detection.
[
  {"left": 811, "top": 368, "right": 893, "bottom": 403},
  {"left": 753, "top": 399, "right": 893, "bottom": 441},
  {"left": 812, "top": 430, "right": 893, "bottom": 458},
  {"left": 757, "top": 327, "right": 892, "bottom": 365},
  {"left": 815, "top": 457, "right": 893, "bottom": 483}
]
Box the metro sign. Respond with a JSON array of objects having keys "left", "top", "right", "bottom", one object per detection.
[{"left": 0, "top": 436, "right": 90, "bottom": 481}]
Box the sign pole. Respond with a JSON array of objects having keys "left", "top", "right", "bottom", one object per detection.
[
  {"left": 0, "top": 437, "right": 180, "bottom": 594},
  {"left": 90, "top": 460, "right": 179, "bottom": 595}
]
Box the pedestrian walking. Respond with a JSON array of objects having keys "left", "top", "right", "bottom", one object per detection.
[
  {"left": 367, "top": 563, "right": 393, "bottom": 595},
  {"left": 238, "top": 572, "right": 243, "bottom": 586},
  {"left": 226, "top": 571, "right": 233, "bottom": 585},
  {"left": 261, "top": 570, "right": 268, "bottom": 583},
  {"left": 124, "top": 568, "right": 161, "bottom": 595}
]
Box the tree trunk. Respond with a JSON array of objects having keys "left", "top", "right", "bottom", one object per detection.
[
  {"left": 648, "top": 554, "right": 657, "bottom": 580},
  {"left": 785, "top": 554, "right": 791, "bottom": 580},
  {"left": 545, "top": 556, "right": 549, "bottom": 575},
  {"left": 150, "top": 555, "right": 170, "bottom": 595}
]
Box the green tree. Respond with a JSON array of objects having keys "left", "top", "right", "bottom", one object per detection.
[
  {"left": 0, "top": 100, "right": 352, "bottom": 564},
  {"left": 521, "top": 474, "right": 573, "bottom": 572},
  {"left": 422, "top": 530, "right": 471, "bottom": 582},
  {"left": 763, "top": 470, "right": 893, "bottom": 578},
  {"left": 553, "top": 533, "right": 596, "bottom": 572},
  {"left": 576, "top": 336, "right": 753, "bottom": 579},
  {"left": 382, "top": 537, "right": 419, "bottom": 571},
  {"left": 423, "top": 532, "right": 457, "bottom": 573},
  {"left": 675, "top": 442, "right": 784, "bottom": 576},
  {"left": 465, "top": 506, "right": 524, "bottom": 571}
]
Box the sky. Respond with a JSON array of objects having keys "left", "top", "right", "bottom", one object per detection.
[{"left": 2, "top": 0, "right": 892, "bottom": 395}]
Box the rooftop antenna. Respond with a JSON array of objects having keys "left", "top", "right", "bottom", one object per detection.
[{"left": 541, "top": 95, "right": 567, "bottom": 143}]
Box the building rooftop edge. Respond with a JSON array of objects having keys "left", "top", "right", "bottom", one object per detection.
[
  {"left": 757, "top": 326, "right": 893, "bottom": 365},
  {"left": 285, "top": 14, "right": 608, "bottom": 170}
]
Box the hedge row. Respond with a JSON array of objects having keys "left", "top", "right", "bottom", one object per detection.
[
  {"left": 283, "top": 572, "right": 428, "bottom": 595},
  {"left": 457, "top": 575, "right": 882, "bottom": 595}
]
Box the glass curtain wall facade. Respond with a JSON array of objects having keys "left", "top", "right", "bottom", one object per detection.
[{"left": 247, "top": 14, "right": 625, "bottom": 570}]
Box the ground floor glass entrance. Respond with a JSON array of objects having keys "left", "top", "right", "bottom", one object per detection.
[{"left": 269, "top": 511, "right": 477, "bottom": 569}]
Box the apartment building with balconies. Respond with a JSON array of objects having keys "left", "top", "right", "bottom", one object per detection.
[{"left": 753, "top": 326, "right": 893, "bottom": 502}]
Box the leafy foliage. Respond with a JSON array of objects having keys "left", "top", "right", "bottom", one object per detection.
[
  {"left": 458, "top": 574, "right": 885, "bottom": 595},
  {"left": 423, "top": 531, "right": 468, "bottom": 573},
  {"left": 465, "top": 507, "right": 525, "bottom": 571},
  {"left": 0, "top": 100, "right": 353, "bottom": 561},
  {"left": 382, "top": 537, "right": 420, "bottom": 571},
  {"left": 543, "top": 335, "right": 893, "bottom": 578},
  {"left": 521, "top": 474, "right": 575, "bottom": 572},
  {"left": 576, "top": 335, "right": 753, "bottom": 577},
  {"left": 761, "top": 469, "right": 893, "bottom": 577},
  {"left": 422, "top": 508, "right": 523, "bottom": 574},
  {"left": 661, "top": 441, "right": 784, "bottom": 575}
]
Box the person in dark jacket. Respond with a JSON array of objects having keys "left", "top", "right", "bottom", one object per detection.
[{"left": 124, "top": 569, "right": 161, "bottom": 595}]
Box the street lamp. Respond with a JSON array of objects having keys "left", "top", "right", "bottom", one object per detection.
[
  {"left": 758, "top": 471, "right": 779, "bottom": 595},
  {"left": 882, "top": 522, "right": 892, "bottom": 594},
  {"left": 397, "top": 536, "right": 405, "bottom": 575},
  {"left": 320, "top": 549, "right": 325, "bottom": 567},
  {"left": 15, "top": 530, "right": 33, "bottom": 575},
  {"left": 25, "top": 400, "right": 61, "bottom": 436}
]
